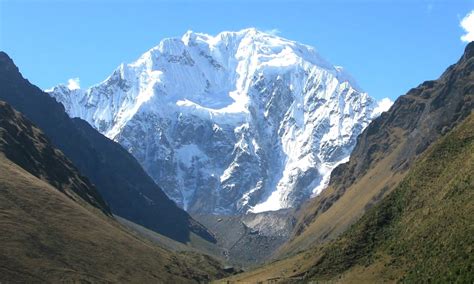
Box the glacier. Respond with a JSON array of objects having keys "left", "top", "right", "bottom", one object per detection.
[{"left": 48, "top": 28, "right": 392, "bottom": 214}]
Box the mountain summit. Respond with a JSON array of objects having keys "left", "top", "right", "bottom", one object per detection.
[{"left": 49, "top": 29, "right": 391, "bottom": 214}]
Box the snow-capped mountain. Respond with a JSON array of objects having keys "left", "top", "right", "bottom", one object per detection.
[{"left": 48, "top": 28, "right": 391, "bottom": 214}]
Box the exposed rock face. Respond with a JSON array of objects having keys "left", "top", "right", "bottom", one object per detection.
[
  {"left": 194, "top": 209, "right": 297, "bottom": 267},
  {"left": 49, "top": 29, "right": 390, "bottom": 214},
  {"left": 329, "top": 40, "right": 474, "bottom": 200}
]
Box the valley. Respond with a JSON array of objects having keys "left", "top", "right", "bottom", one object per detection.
[
  {"left": 221, "top": 38, "right": 474, "bottom": 284},
  {"left": 0, "top": 21, "right": 472, "bottom": 283},
  {"left": 0, "top": 101, "right": 232, "bottom": 282}
]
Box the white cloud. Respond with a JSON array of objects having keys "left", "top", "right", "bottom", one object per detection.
[
  {"left": 373, "top": 97, "right": 393, "bottom": 117},
  {"left": 264, "top": 28, "right": 281, "bottom": 36},
  {"left": 67, "top": 77, "right": 81, "bottom": 90},
  {"left": 460, "top": 10, "right": 474, "bottom": 43}
]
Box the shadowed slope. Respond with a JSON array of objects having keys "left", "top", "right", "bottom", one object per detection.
[
  {"left": 0, "top": 101, "right": 227, "bottom": 283},
  {"left": 0, "top": 51, "right": 214, "bottom": 243},
  {"left": 0, "top": 101, "right": 109, "bottom": 214}
]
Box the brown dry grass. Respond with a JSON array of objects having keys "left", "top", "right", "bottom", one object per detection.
[
  {"left": 0, "top": 154, "right": 226, "bottom": 283},
  {"left": 278, "top": 137, "right": 407, "bottom": 258}
]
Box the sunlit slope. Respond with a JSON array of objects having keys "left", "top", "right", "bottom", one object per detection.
[
  {"left": 221, "top": 109, "right": 474, "bottom": 283},
  {"left": 278, "top": 41, "right": 474, "bottom": 258}
]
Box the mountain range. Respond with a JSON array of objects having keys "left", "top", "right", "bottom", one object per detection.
[
  {"left": 0, "top": 30, "right": 472, "bottom": 283},
  {"left": 49, "top": 29, "right": 391, "bottom": 214}
]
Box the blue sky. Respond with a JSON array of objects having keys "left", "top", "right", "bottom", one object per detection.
[{"left": 0, "top": 0, "right": 473, "bottom": 101}]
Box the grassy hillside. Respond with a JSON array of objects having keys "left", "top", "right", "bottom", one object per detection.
[
  {"left": 305, "top": 111, "right": 474, "bottom": 282},
  {"left": 221, "top": 111, "right": 474, "bottom": 283},
  {"left": 0, "top": 101, "right": 229, "bottom": 282},
  {"left": 0, "top": 101, "right": 109, "bottom": 214},
  {"left": 277, "top": 41, "right": 474, "bottom": 258},
  {"left": 0, "top": 155, "right": 228, "bottom": 283}
]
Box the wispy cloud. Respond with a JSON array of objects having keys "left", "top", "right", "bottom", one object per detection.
[
  {"left": 264, "top": 28, "right": 281, "bottom": 36},
  {"left": 460, "top": 10, "right": 474, "bottom": 43},
  {"left": 67, "top": 77, "right": 81, "bottom": 90}
]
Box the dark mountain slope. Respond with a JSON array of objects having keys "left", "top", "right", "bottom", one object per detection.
[
  {"left": 0, "top": 51, "right": 213, "bottom": 243},
  {"left": 0, "top": 101, "right": 228, "bottom": 282},
  {"left": 278, "top": 41, "right": 474, "bottom": 256},
  {"left": 0, "top": 101, "right": 109, "bottom": 214},
  {"left": 224, "top": 109, "right": 474, "bottom": 283}
]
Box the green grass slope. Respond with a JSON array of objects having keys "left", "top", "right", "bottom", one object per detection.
[
  {"left": 277, "top": 41, "right": 474, "bottom": 259},
  {"left": 222, "top": 111, "right": 474, "bottom": 283},
  {"left": 306, "top": 111, "right": 474, "bottom": 282}
]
